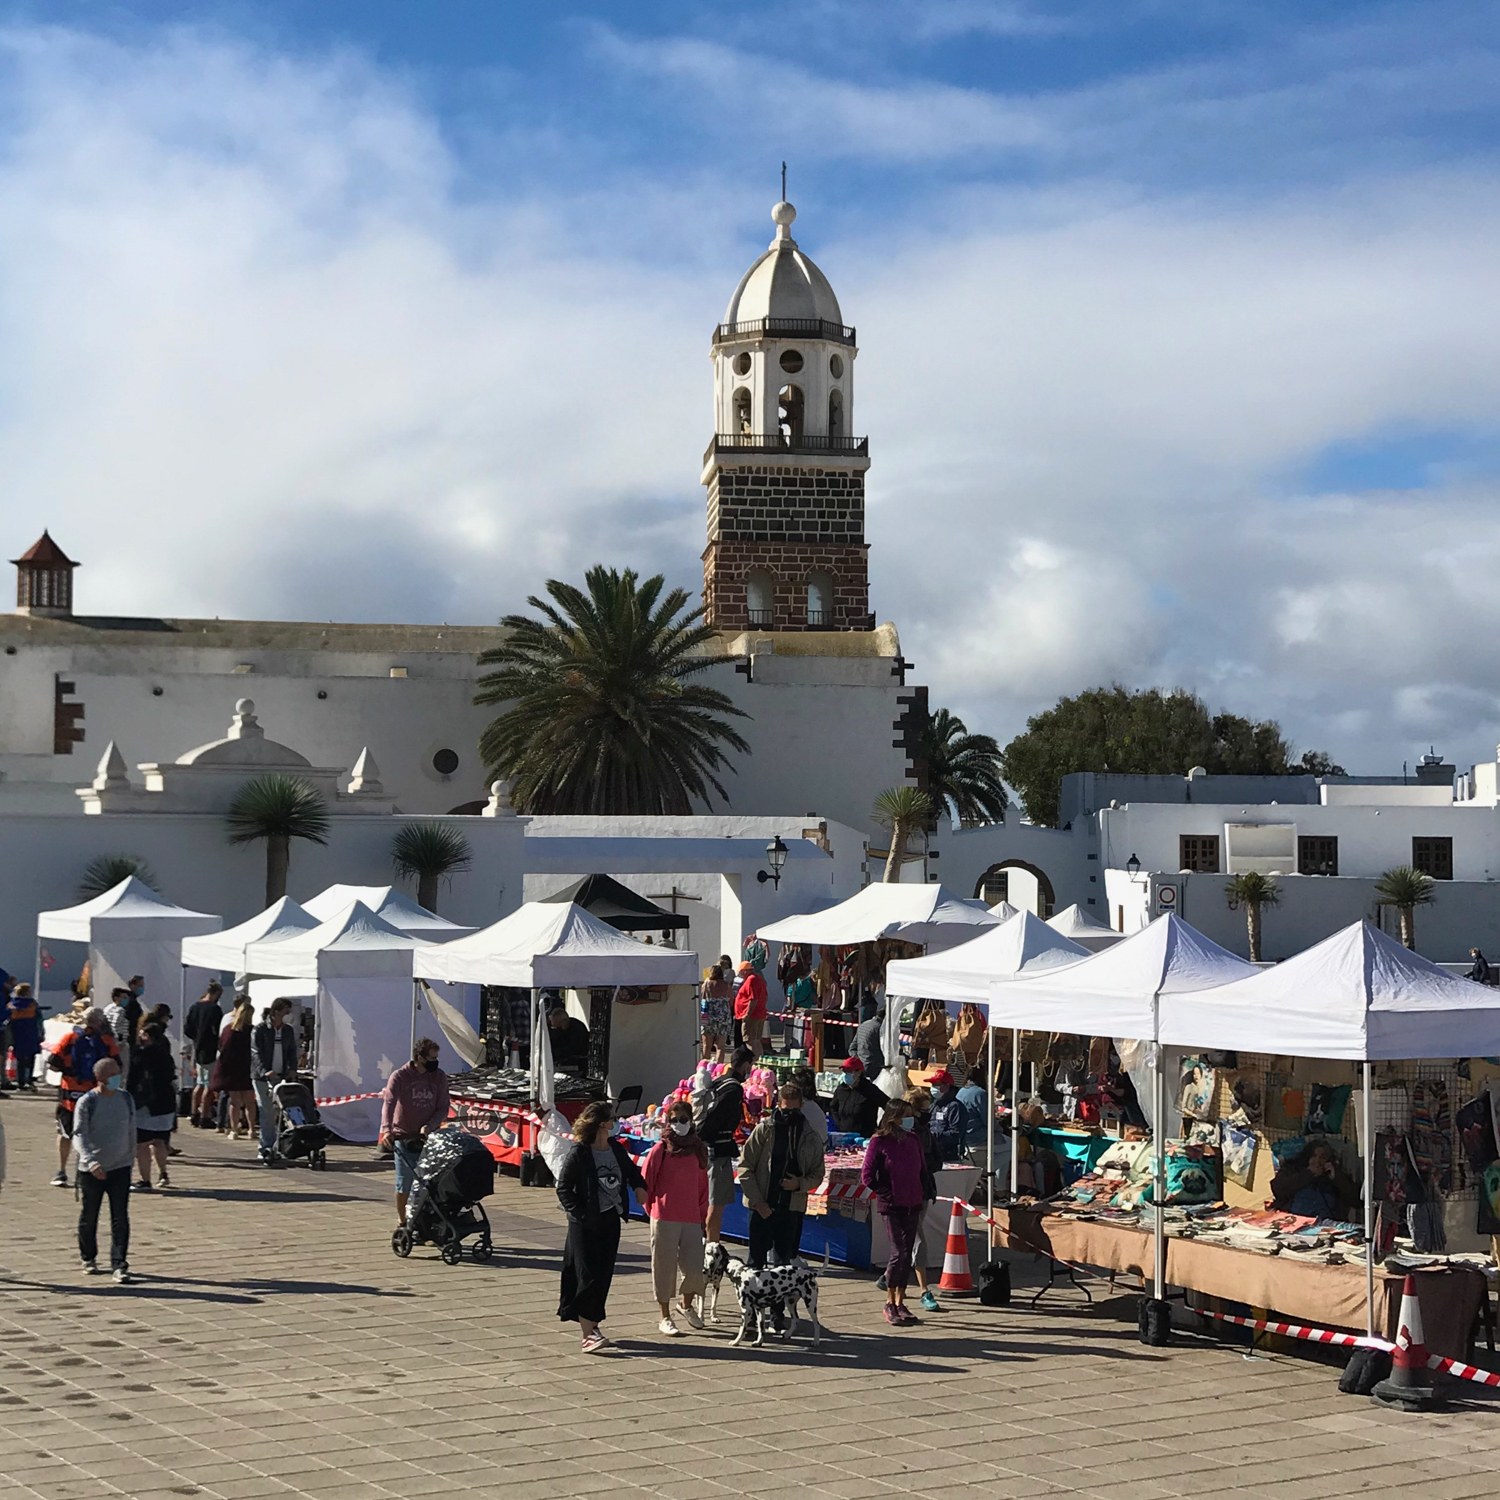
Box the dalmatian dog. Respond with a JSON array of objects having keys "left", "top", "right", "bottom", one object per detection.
[
  {"left": 725, "top": 1256, "right": 821, "bottom": 1348},
  {"left": 702, "top": 1241, "right": 744, "bottom": 1325}
]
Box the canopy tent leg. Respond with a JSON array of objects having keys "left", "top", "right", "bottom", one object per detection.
[
  {"left": 1010, "top": 1027, "right": 1020, "bottom": 1201},
  {"left": 1363, "top": 1060, "right": 1375, "bottom": 1339},
  {"left": 32, "top": 935, "right": 42, "bottom": 1007},
  {"left": 985, "top": 1025, "right": 995, "bottom": 1253},
  {"left": 1139, "top": 1041, "right": 1172, "bottom": 1345}
]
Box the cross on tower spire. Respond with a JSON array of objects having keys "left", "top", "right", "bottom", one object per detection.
[{"left": 780, "top": 160, "right": 787, "bottom": 201}]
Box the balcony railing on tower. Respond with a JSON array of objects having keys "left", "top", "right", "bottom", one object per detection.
[
  {"left": 706, "top": 433, "right": 868, "bottom": 463},
  {"left": 712, "top": 317, "right": 856, "bottom": 347}
]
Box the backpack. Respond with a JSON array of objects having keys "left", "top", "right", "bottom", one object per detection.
[{"left": 696, "top": 1076, "right": 743, "bottom": 1156}]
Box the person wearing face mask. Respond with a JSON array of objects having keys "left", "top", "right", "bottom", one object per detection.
[
  {"left": 73, "top": 1057, "right": 138, "bottom": 1284},
  {"left": 737, "top": 1083, "right": 826, "bottom": 1287},
  {"left": 640, "top": 1102, "right": 710, "bottom": 1336},
  {"left": 378, "top": 1038, "right": 452, "bottom": 1229},
  {"left": 860, "top": 1100, "right": 934, "bottom": 1326},
  {"left": 251, "top": 999, "right": 299, "bottom": 1166},
  {"left": 830, "top": 1056, "right": 887, "bottom": 1138}
]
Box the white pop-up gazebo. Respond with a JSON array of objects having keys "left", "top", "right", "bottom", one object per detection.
[
  {"left": 758, "top": 882, "right": 999, "bottom": 951},
  {"left": 36, "top": 878, "right": 221, "bottom": 1054},
  {"left": 887, "top": 909, "right": 1093, "bottom": 1211},
  {"left": 1160, "top": 919, "right": 1500, "bottom": 1339},
  {"left": 413, "top": 901, "right": 700, "bottom": 1105},
  {"left": 302, "top": 884, "right": 473, "bottom": 941},
  {"left": 987, "top": 913, "right": 1257, "bottom": 1310},
  {"left": 180, "top": 896, "right": 318, "bottom": 975},
  {"left": 1046, "top": 903, "right": 1126, "bottom": 951},
  {"left": 244, "top": 901, "right": 472, "bottom": 1143}
]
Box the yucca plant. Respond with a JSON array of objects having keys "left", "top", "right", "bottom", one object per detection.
[
  {"left": 475, "top": 565, "right": 749, "bottom": 814},
  {"left": 1375, "top": 865, "right": 1435, "bottom": 949},
  {"left": 392, "top": 823, "right": 472, "bottom": 914},
  {"left": 77, "top": 853, "right": 158, "bottom": 900},
  {"left": 1224, "top": 871, "right": 1279, "bottom": 962},
  {"left": 874, "top": 786, "right": 934, "bottom": 883},
  {"left": 226, "top": 775, "right": 330, "bottom": 905}
]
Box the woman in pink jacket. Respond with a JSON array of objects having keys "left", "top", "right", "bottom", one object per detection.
[
  {"left": 860, "top": 1099, "right": 935, "bottom": 1327},
  {"left": 640, "top": 1099, "right": 711, "bottom": 1336}
]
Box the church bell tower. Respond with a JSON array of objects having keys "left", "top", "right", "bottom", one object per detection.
[{"left": 701, "top": 197, "right": 872, "bottom": 633}]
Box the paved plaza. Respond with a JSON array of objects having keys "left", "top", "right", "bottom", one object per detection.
[{"left": 1, "top": 1094, "right": 1498, "bottom": 1500}]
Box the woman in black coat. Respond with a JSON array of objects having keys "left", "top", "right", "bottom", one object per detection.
[{"left": 556, "top": 1100, "right": 646, "bottom": 1354}]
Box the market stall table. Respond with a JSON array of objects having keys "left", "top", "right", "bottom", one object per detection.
[{"left": 989, "top": 1205, "right": 1487, "bottom": 1360}]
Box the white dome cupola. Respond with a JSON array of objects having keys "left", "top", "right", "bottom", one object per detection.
[{"left": 722, "top": 201, "right": 844, "bottom": 327}]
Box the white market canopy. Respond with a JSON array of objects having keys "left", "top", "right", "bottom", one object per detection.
[
  {"left": 886, "top": 910, "right": 1090, "bottom": 1008},
  {"left": 1046, "top": 903, "right": 1126, "bottom": 950},
  {"left": 412, "top": 900, "right": 701, "bottom": 989},
  {"left": 1160, "top": 919, "right": 1500, "bottom": 1061},
  {"left": 987, "top": 913, "right": 1257, "bottom": 1038},
  {"left": 244, "top": 901, "right": 419, "bottom": 980},
  {"left": 37, "top": 877, "right": 221, "bottom": 944},
  {"left": 758, "top": 883, "right": 998, "bottom": 950},
  {"left": 987, "top": 900, "right": 1020, "bottom": 921},
  {"left": 301, "top": 883, "right": 472, "bottom": 940},
  {"left": 180, "top": 896, "right": 318, "bottom": 972}
]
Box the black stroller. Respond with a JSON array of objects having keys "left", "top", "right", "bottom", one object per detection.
[
  {"left": 272, "top": 1080, "right": 333, "bottom": 1169},
  {"left": 391, "top": 1127, "right": 495, "bottom": 1265}
]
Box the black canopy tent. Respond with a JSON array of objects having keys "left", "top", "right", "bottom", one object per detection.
[{"left": 541, "top": 874, "right": 691, "bottom": 937}]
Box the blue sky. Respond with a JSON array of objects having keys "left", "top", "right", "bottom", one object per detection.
[{"left": 0, "top": 1, "right": 1498, "bottom": 773}]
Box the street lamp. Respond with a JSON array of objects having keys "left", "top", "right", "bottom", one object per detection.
[
  {"left": 757, "top": 834, "right": 789, "bottom": 889},
  {"left": 1125, "top": 852, "right": 1141, "bottom": 879}
]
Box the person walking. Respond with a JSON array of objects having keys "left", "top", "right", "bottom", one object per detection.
[
  {"left": 697, "top": 1044, "right": 754, "bottom": 1244},
  {"left": 6, "top": 982, "right": 43, "bottom": 1091},
  {"left": 861, "top": 1099, "right": 934, "bottom": 1327},
  {"left": 127, "top": 1020, "right": 178, "bottom": 1191},
  {"left": 556, "top": 1101, "right": 646, "bottom": 1354},
  {"left": 252, "top": 999, "right": 299, "bottom": 1166},
  {"left": 830, "top": 1056, "right": 887, "bottom": 1137},
  {"left": 209, "top": 995, "right": 256, "bottom": 1140},
  {"left": 732, "top": 962, "right": 768, "bottom": 1055},
  {"left": 1468, "top": 947, "right": 1493, "bottom": 985},
  {"left": 74, "top": 1057, "right": 137, "bottom": 1283},
  {"left": 378, "top": 1038, "right": 452, "bottom": 1227},
  {"left": 738, "top": 1082, "right": 826, "bottom": 1283},
  {"left": 49, "top": 1007, "right": 119, "bottom": 1187},
  {"left": 102, "top": 986, "right": 141, "bottom": 1081},
  {"left": 640, "top": 1098, "right": 710, "bottom": 1336},
  {"left": 928, "top": 1070, "right": 968, "bottom": 1162},
  {"left": 699, "top": 956, "right": 734, "bottom": 1062},
  {"left": 182, "top": 982, "right": 224, "bottom": 1129},
  {"left": 898, "top": 1085, "right": 946, "bottom": 1313}
]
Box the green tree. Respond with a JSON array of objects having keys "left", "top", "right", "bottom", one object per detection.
[
  {"left": 874, "top": 786, "right": 934, "bottom": 883},
  {"left": 920, "top": 707, "right": 1008, "bottom": 826},
  {"left": 77, "top": 854, "right": 158, "bottom": 900},
  {"left": 392, "top": 823, "right": 472, "bottom": 914},
  {"left": 1375, "top": 865, "right": 1435, "bottom": 950},
  {"left": 998, "top": 684, "right": 1339, "bottom": 826},
  {"left": 474, "top": 565, "right": 749, "bottom": 814},
  {"left": 1224, "top": 871, "right": 1280, "bottom": 963},
  {"left": 226, "top": 775, "right": 331, "bottom": 905}
]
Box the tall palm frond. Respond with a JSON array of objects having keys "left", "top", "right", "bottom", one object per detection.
[
  {"left": 392, "top": 823, "right": 472, "bottom": 914},
  {"left": 226, "top": 775, "right": 330, "bottom": 905},
  {"left": 77, "top": 853, "right": 158, "bottom": 900},
  {"left": 921, "top": 707, "right": 1008, "bottom": 825},
  {"left": 475, "top": 565, "right": 750, "bottom": 814}
]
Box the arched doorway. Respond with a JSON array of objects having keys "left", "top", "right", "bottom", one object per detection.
[{"left": 974, "top": 860, "right": 1056, "bottom": 918}]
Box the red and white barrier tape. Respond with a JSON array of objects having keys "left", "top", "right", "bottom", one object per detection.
[
  {"left": 950, "top": 1198, "right": 1500, "bottom": 1389},
  {"left": 313, "top": 1090, "right": 383, "bottom": 1107},
  {"left": 809, "top": 1180, "right": 876, "bottom": 1205}
]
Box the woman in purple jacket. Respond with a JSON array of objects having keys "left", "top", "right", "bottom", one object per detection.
[{"left": 860, "top": 1099, "right": 935, "bottom": 1327}]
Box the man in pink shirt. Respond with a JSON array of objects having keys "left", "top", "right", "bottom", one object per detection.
[{"left": 379, "top": 1038, "right": 451, "bottom": 1228}]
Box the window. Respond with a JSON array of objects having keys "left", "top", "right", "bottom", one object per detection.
[
  {"left": 1412, "top": 836, "right": 1454, "bottom": 880},
  {"left": 777, "top": 384, "right": 804, "bottom": 445},
  {"left": 1178, "top": 835, "right": 1220, "bottom": 873},
  {"left": 1298, "top": 836, "right": 1339, "bottom": 876},
  {"left": 732, "top": 385, "right": 752, "bottom": 433},
  {"left": 980, "top": 869, "right": 1009, "bottom": 906},
  {"left": 829, "top": 353, "right": 844, "bottom": 378},
  {"left": 745, "top": 568, "right": 775, "bottom": 627},
  {"left": 432, "top": 748, "right": 460, "bottom": 776},
  {"left": 828, "top": 387, "right": 844, "bottom": 437},
  {"left": 779, "top": 349, "right": 804, "bottom": 374},
  {"left": 732, "top": 352, "right": 752, "bottom": 376},
  {"left": 806, "top": 570, "right": 833, "bottom": 627}
]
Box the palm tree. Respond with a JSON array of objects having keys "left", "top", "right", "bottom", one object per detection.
[
  {"left": 920, "top": 707, "right": 1008, "bottom": 825},
  {"left": 475, "top": 565, "right": 750, "bottom": 814},
  {"left": 77, "top": 854, "right": 158, "bottom": 900},
  {"left": 1224, "top": 871, "right": 1279, "bottom": 962},
  {"left": 392, "top": 823, "right": 472, "bottom": 914},
  {"left": 226, "top": 775, "right": 330, "bottom": 905},
  {"left": 874, "top": 786, "right": 934, "bottom": 883},
  {"left": 1375, "top": 865, "right": 1435, "bottom": 949}
]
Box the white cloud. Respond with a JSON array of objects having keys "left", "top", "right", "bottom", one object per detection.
[{"left": 0, "top": 20, "right": 1498, "bottom": 779}]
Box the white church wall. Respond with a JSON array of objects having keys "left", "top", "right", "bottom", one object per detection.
[{"left": 935, "top": 819, "right": 1096, "bottom": 918}]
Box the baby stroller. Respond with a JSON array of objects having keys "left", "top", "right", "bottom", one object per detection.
[
  {"left": 272, "top": 1080, "right": 333, "bottom": 1169},
  {"left": 391, "top": 1127, "right": 495, "bottom": 1265}
]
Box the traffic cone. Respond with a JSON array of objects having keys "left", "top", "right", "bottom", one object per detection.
[
  {"left": 938, "top": 1201, "right": 975, "bottom": 1294},
  {"left": 1370, "top": 1275, "right": 1444, "bottom": 1411}
]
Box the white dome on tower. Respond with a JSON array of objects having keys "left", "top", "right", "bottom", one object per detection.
[{"left": 722, "top": 200, "right": 844, "bottom": 327}]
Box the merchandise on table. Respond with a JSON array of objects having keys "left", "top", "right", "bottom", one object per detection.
[{"left": 445, "top": 1065, "right": 606, "bottom": 1103}]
